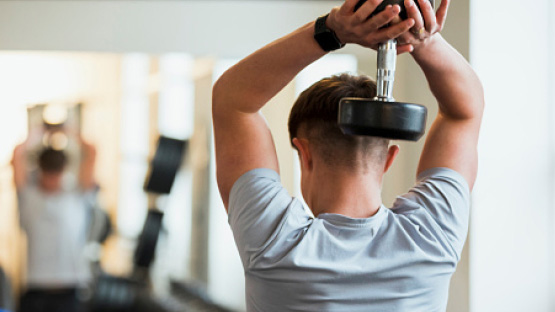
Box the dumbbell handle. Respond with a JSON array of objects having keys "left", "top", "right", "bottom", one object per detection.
[{"left": 375, "top": 39, "right": 397, "bottom": 102}]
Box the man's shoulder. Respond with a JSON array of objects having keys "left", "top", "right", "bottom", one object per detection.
[
  {"left": 229, "top": 168, "right": 286, "bottom": 210},
  {"left": 388, "top": 167, "right": 471, "bottom": 260}
]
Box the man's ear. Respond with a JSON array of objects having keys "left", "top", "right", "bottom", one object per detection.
[
  {"left": 384, "top": 145, "right": 400, "bottom": 173},
  {"left": 292, "top": 138, "right": 312, "bottom": 170}
]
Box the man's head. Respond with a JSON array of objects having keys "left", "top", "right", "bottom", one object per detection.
[
  {"left": 288, "top": 74, "right": 399, "bottom": 188},
  {"left": 289, "top": 74, "right": 400, "bottom": 172},
  {"left": 38, "top": 148, "right": 67, "bottom": 192}
]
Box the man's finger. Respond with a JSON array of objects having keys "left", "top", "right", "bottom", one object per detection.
[
  {"left": 418, "top": 0, "right": 437, "bottom": 32},
  {"left": 405, "top": 0, "right": 425, "bottom": 35},
  {"left": 362, "top": 5, "right": 400, "bottom": 31},
  {"left": 397, "top": 32, "right": 413, "bottom": 45},
  {"left": 340, "top": 0, "right": 360, "bottom": 15},
  {"left": 353, "top": 0, "right": 383, "bottom": 24},
  {"left": 371, "top": 18, "right": 415, "bottom": 43},
  {"left": 435, "top": 0, "right": 450, "bottom": 29},
  {"left": 397, "top": 44, "right": 414, "bottom": 54}
]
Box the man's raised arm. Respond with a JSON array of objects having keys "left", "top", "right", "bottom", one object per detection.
[
  {"left": 401, "top": 0, "right": 484, "bottom": 190},
  {"left": 12, "top": 143, "right": 27, "bottom": 190},
  {"left": 212, "top": 0, "right": 415, "bottom": 209},
  {"left": 78, "top": 138, "right": 97, "bottom": 191}
]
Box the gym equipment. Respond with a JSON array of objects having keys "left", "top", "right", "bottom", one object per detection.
[
  {"left": 133, "top": 210, "right": 164, "bottom": 270},
  {"left": 338, "top": 0, "right": 431, "bottom": 141},
  {"left": 87, "top": 275, "right": 168, "bottom": 312},
  {"left": 144, "top": 137, "right": 188, "bottom": 194},
  {"left": 169, "top": 280, "right": 234, "bottom": 312},
  {"left": 137, "top": 135, "right": 187, "bottom": 270},
  {"left": 89, "top": 275, "right": 138, "bottom": 312},
  {"left": 87, "top": 136, "right": 189, "bottom": 312},
  {"left": 87, "top": 210, "right": 167, "bottom": 312}
]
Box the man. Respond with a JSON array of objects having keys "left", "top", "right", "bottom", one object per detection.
[
  {"left": 212, "top": 0, "right": 483, "bottom": 310},
  {"left": 12, "top": 135, "right": 98, "bottom": 312}
]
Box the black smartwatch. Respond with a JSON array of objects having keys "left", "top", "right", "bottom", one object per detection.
[{"left": 313, "top": 14, "right": 345, "bottom": 52}]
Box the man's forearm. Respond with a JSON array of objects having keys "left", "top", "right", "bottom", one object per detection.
[
  {"left": 79, "top": 142, "right": 97, "bottom": 190},
  {"left": 12, "top": 144, "right": 27, "bottom": 189},
  {"left": 213, "top": 22, "right": 327, "bottom": 114},
  {"left": 412, "top": 35, "right": 484, "bottom": 120}
]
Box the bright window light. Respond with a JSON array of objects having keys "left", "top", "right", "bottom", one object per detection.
[
  {"left": 118, "top": 54, "right": 150, "bottom": 238},
  {"left": 158, "top": 54, "right": 195, "bottom": 140}
]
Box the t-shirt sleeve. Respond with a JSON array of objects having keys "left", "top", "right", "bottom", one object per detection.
[
  {"left": 228, "top": 168, "right": 308, "bottom": 268},
  {"left": 391, "top": 167, "right": 470, "bottom": 259}
]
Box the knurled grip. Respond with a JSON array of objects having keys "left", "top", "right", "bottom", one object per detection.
[{"left": 376, "top": 39, "right": 397, "bottom": 100}]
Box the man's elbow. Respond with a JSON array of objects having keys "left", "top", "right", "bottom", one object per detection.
[
  {"left": 212, "top": 78, "right": 224, "bottom": 117},
  {"left": 213, "top": 76, "right": 236, "bottom": 121}
]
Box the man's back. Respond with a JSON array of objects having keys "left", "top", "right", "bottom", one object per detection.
[
  {"left": 229, "top": 168, "right": 469, "bottom": 312},
  {"left": 18, "top": 183, "right": 95, "bottom": 287}
]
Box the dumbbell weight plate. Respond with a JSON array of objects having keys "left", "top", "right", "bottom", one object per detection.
[
  {"left": 338, "top": 98, "right": 427, "bottom": 141},
  {"left": 134, "top": 210, "right": 164, "bottom": 269},
  {"left": 144, "top": 136, "right": 187, "bottom": 194}
]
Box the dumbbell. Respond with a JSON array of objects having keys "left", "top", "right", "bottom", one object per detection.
[{"left": 338, "top": 0, "right": 432, "bottom": 141}]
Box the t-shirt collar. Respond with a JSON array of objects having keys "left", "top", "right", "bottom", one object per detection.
[{"left": 317, "top": 204, "right": 387, "bottom": 229}]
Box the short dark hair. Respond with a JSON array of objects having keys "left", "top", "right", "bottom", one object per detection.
[
  {"left": 288, "top": 74, "right": 388, "bottom": 171},
  {"left": 38, "top": 148, "right": 67, "bottom": 173}
]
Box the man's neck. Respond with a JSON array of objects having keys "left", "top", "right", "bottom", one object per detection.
[{"left": 307, "top": 167, "right": 383, "bottom": 219}]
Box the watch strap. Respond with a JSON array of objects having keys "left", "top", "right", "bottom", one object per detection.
[{"left": 314, "top": 14, "right": 345, "bottom": 52}]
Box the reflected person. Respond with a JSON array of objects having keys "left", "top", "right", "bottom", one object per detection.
[{"left": 12, "top": 136, "right": 98, "bottom": 312}]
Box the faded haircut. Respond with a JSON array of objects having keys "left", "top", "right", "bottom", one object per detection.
[{"left": 288, "top": 74, "right": 389, "bottom": 171}]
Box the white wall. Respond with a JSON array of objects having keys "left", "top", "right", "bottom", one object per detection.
[
  {"left": 0, "top": 0, "right": 342, "bottom": 57},
  {"left": 550, "top": 0, "right": 555, "bottom": 305},
  {"left": 469, "top": 0, "right": 555, "bottom": 311}
]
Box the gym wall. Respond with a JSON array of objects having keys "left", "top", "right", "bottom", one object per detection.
[{"left": 468, "top": 0, "right": 555, "bottom": 311}]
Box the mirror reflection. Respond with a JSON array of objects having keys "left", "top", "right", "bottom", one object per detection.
[{"left": 0, "top": 51, "right": 364, "bottom": 312}]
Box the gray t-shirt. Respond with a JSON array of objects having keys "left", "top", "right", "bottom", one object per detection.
[
  {"left": 228, "top": 167, "right": 470, "bottom": 312},
  {"left": 18, "top": 184, "right": 97, "bottom": 288}
]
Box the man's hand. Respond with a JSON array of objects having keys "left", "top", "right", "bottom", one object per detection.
[
  {"left": 396, "top": 0, "right": 450, "bottom": 52},
  {"left": 327, "top": 0, "right": 416, "bottom": 53}
]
